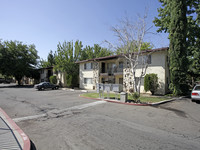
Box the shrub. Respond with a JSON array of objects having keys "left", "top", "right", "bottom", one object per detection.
[
  {"left": 144, "top": 73, "right": 158, "bottom": 95},
  {"left": 129, "top": 88, "right": 140, "bottom": 103},
  {"left": 49, "top": 75, "right": 57, "bottom": 84}
]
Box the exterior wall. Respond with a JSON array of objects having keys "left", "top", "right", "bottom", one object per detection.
[
  {"left": 93, "top": 62, "right": 99, "bottom": 89},
  {"left": 56, "top": 72, "right": 67, "bottom": 87},
  {"left": 142, "top": 51, "right": 167, "bottom": 95},
  {"left": 40, "top": 69, "right": 47, "bottom": 82},
  {"left": 123, "top": 51, "right": 168, "bottom": 95},
  {"left": 39, "top": 68, "right": 53, "bottom": 82},
  {"left": 79, "top": 62, "right": 94, "bottom": 90}
]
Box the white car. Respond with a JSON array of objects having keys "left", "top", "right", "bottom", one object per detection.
[{"left": 191, "top": 84, "right": 200, "bottom": 101}]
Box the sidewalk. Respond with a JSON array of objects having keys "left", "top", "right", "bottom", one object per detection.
[{"left": 0, "top": 108, "right": 30, "bottom": 150}]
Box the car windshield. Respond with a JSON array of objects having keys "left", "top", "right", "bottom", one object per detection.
[
  {"left": 194, "top": 85, "right": 200, "bottom": 90},
  {"left": 39, "top": 82, "right": 47, "bottom": 85}
]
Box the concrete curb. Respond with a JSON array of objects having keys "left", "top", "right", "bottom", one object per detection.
[
  {"left": 0, "top": 108, "right": 30, "bottom": 150},
  {"left": 80, "top": 95, "right": 183, "bottom": 106},
  {"left": 150, "top": 96, "right": 185, "bottom": 105}
]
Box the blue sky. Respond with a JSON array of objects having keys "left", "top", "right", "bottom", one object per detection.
[{"left": 0, "top": 0, "right": 169, "bottom": 59}]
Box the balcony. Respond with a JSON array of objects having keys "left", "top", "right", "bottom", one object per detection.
[{"left": 100, "top": 67, "right": 123, "bottom": 76}]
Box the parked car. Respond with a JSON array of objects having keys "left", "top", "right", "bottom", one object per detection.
[
  {"left": 0, "top": 78, "right": 11, "bottom": 84},
  {"left": 191, "top": 84, "right": 200, "bottom": 101},
  {"left": 34, "top": 82, "right": 59, "bottom": 91}
]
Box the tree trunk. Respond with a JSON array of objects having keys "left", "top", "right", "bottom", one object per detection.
[{"left": 17, "top": 79, "right": 21, "bottom": 85}]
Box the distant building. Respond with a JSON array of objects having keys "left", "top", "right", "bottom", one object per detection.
[
  {"left": 39, "top": 66, "right": 53, "bottom": 82},
  {"left": 38, "top": 66, "right": 67, "bottom": 87}
]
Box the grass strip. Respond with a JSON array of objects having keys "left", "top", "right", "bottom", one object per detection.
[{"left": 81, "top": 93, "right": 170, "bottom": 103}]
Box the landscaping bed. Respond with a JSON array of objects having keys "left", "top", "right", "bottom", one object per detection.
[{"left": 80, "top": 93, "right": 171, "bottom": 104}]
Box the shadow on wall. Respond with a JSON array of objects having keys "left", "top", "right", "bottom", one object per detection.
[
  {"left": 155, "top": 81, "right": 165, "bottom": 95},
  {"left": 80, "top": 69, "right": 84, "bottom": 89}
]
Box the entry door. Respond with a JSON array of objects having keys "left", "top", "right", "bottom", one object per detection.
[{"left": 102, "top": 63, "right": 105, "bottom": 73}]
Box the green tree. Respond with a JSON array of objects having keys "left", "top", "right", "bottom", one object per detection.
[
  {"left": 0, "top": 40, "right": 39, "bottom": 85},
  {"left": 80, "top": 44, "right": 113, "bottom": 60},
  {"left": 116, "top": 42, "right": 153, "bottom": 55},
  {"left": 49, "top": 75, "right": 57, "bottom": 84},
  {"left": 40, "top": 50, "right": 56, "bottom": 68},
  {"left": 153, "top": 0, "right": 200, "bottom": 95},
  {"left": 54, "top": 40, "right": 82, "bottom": 87},
  {"left": 169, "top": 0, "right": 188, "bottom": 95}
]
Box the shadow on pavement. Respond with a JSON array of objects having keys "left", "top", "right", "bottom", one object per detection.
[
  {"left": 0, "top": 84, "right": 34, "bottom": 88},
  {"left": 192, "top": 100, "right": 200, "bottom": 104},
  {"left": 31, "top": 140, "right": 37, "bottom": 150}
]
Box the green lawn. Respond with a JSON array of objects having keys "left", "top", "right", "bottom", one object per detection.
[{"left": 81, "top": 93, "right": 171, "bottom": 103}]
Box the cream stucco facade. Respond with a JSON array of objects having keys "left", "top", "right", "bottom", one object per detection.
[
  {"left": 79, "top": 61, "right": 94, "bottom": 89},
  {"left": 78, "top": 47, "right": 170, "bottom": 95}
]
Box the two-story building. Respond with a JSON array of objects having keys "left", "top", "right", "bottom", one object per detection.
[
  {"left": 39, "top": 66, "right": 67, "bottom": 87},
  {"left": 76, "top": 47, "right": 170, "bottom": 95},
  {"left": 39, "top": 66, "right": 53, "bottom": 82}
]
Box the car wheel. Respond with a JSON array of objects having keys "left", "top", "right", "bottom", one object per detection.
[
  {"left": 191, "top": 99, "right": 196, "bottom": 102},
  {"left": 55, "top": 87, "right": 58, "bottom": 90},
  {"left": 41, "top": 87, "right": 44, "bottom": 90}
]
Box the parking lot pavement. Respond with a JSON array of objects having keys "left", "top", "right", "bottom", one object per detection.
[{"left": 1, "top": 86, "right": 200, "bottom": 150}]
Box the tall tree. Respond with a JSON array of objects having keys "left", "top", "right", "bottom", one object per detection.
[
  {"left": 54, "top": 40, "right": 82, "bottom": 87},
  {"left": 40, "top": 50, "right": 56, "bottom": 68},
  {"left": 109, "top": 14, "right": 152, "bottom": 95},
  {"left": 115, "top": 42, "right": 153, "bottom": 55},
  {"left": 154, "top": 0, "right": 200, "bottom": 95},
  {"left": 80, "top": 44, "right": 113, "bottom": 60},
  {"left": 169, "top": 0, "right": 188, "bottom": 95},
  {"left": 0, "top": 40, "right": 39, "bottom": 85}
]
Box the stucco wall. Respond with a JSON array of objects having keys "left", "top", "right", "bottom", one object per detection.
[
  {"left": 79, "top": 62, "right": 94, "bottom": 89},
  {"left": 141, "top": 51, "right": 167, "bottom": 95},
  {"left": 40, "top": 69, "right": 47, "bottom": 82},
  {"left": 123, "top": 51, "right": 167, "bottom": 95},
  {"left": 56, "top": 72, "right": 67, "bottom": 87}
]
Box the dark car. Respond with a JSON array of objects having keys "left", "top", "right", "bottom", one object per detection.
[
  {"left": 34, "top": 82, "right": 59, "bottom": 91},
  {"left": 0, "top": 78, "right": 11, "bottom": 84}
]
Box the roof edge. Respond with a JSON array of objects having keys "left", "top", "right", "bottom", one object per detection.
[{"left": 75, "top": 47, "right": 169, "bottom": 63}]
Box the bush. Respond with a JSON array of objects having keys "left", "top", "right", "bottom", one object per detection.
[
  {"left": 49, "top": 75, "right": 57, "bottom": 84},
  {"left": 129, "top": 88, "right": 140, "bottom": 103},
  {"left": 144, "top": 73, "right": 158, "bottom": 95}
]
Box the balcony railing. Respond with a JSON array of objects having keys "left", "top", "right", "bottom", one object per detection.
[{"left": 100, "top": 67, "right": 123, "bottom": 76}]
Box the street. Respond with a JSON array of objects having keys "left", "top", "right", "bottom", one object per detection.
[{"left": 0, "top": 84, "right": 200, "bottom": 150}]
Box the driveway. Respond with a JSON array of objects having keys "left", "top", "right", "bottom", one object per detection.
[{"left": 0, "top": 84, "right": 200, "bottom": 150}]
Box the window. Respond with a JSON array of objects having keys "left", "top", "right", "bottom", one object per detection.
[
  {"left": 138, "top": 55, "right": 151, "bottom": 65},
  {"left": 107, "top": 63, "right": 116, "bottom": 69},
  {"left": 119, "top": 62, "right": 123, "bottom": 68},
  {"left": 147, "top": 55, "right": 151, "bottom": 64},
  {"left": 41, "top": 69, "right": 44, "bottom": 74},
  {"left": 119, "top": 78, "right": 123, "bottom": 84},
  {"left": 84, "top": 63, "right": 93, "bottom": 70},
  {"left": 84, "top": 78, "right": 93, "bottom": 84},
  {"left": 194, "top": 86, "right": 200, "bottom": 90}
]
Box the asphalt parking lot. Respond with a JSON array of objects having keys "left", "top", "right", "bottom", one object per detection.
[{"left": 1, "top": 84, "right": 200, "bottom": 150}]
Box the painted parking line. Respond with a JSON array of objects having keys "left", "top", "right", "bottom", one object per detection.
[
  {"left": 13, "top": 114, "right": 47, "bottom": 123},
  {"left": 13, "top": 100, "right": 107, "bottom": 123}
]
